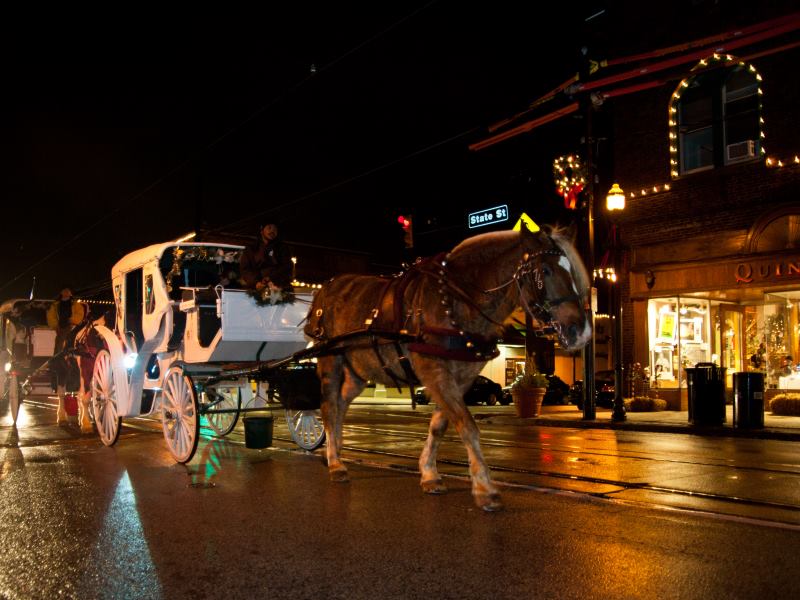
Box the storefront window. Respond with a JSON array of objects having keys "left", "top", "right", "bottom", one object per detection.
[
  {"left": 647, "top": 295, "right": 800, "bottom": 392},
  {"left": 762, "top": 298, "right": 800, "bottom": 390},
  {"left": 647, "top": 297, "right": 711, "bottom": 388}
]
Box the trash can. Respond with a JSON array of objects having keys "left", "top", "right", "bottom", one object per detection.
[
  {"left": 243, "top": 416, "right": 274, "bottom": 449},
  {"left": 733, "top": 372, "right": 764, "bottom": 429},
  {"left": 686, "top": 363, "right": 726, "bottom": 426}
]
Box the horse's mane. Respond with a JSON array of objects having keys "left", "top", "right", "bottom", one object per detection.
[{"left": 449, "top": 230, "right": 518, "bottom": 262}]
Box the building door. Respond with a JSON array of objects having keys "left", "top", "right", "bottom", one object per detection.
[{"left": 716, "top": 305, "right": 744, "bottom": 390}]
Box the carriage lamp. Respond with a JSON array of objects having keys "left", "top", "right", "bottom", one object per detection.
[
  {"left": 123, "top": 353, "right": 138, "bottom": 369},
  {"left": 3, "top": 361, "right": 10, "bottom": 373}
]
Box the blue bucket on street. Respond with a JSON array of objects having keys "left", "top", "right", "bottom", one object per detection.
[{"left": 243, "top": 416, "right": 273, "bottom": 449}]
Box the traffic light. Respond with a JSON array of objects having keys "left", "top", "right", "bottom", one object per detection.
[{"left": 397, "top": 214, "right": 413, "bottom": 248}]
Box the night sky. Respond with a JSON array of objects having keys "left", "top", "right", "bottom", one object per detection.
[{"left": 2, "top": 1, "right": 751, "bottom": 300}]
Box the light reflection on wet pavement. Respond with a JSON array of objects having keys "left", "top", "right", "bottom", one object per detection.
[{"left": 3, "top": 397, "right": 800, "bottom": 598}]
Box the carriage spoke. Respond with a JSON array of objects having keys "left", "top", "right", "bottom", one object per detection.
[{"left": 176, "top": 426, "right": 187, "bottom": 454}]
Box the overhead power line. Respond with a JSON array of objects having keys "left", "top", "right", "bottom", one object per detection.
[
  {"left": 211, "top": 125, "right": 480, "bottom": 235},
  {"left": 0, "top": 1, "right": 441, "bottom": 295}
]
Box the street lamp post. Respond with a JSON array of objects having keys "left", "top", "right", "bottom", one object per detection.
[{"left": 607, "top": 183, "right": 627, "bottom": 422}]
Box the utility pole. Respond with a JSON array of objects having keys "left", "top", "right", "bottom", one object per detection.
[{"left": 580, "top": 45, "right": 596, "bottom": 421}]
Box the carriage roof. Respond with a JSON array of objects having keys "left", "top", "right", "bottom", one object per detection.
[
  {"left": 0, "top": 298, "right": 53, "bottom": 315},
  {"left": 111, "top": 242, "right": 244, "bottom": 281}
]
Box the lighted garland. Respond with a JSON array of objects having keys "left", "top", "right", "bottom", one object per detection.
[
  {"left": 166, "top": 246, "right": 240, "bottom": 294},
  {"left": 246, "top": 287, "right": 295, "bottom": 306},
  {"left": 553, "top": 155, "right": 586, "bottom": 209}
]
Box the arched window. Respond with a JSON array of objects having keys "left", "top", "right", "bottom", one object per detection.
[
  {"left": 747, "top": 206, "right": 800, "bottom": 253},
  {"left": 669, "top": 56, "right": 763, "bottom": 177}
]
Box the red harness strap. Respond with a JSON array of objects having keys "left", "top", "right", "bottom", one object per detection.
[{"left": 408, "top": 326, "right": 499, "bottom": 362}]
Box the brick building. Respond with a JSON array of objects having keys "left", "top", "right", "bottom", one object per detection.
[
  {"left": 472, "top": 6, "right": 800, "bottom": 408},
  {"left": 613, "top": 28, "right": 800, "bottom": 408}
]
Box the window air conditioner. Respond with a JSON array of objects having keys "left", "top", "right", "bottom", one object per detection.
[{"left": 726, "top": 140, "right": 756, "bottom": 162}]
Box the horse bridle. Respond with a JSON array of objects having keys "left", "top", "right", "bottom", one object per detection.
[{"left": 483, "top": 237, "right": 586, "bottom": 324}]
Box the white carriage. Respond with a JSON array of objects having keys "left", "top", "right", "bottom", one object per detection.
[{"left": 90, "top": 241, "right": 325, "bottom": 463}]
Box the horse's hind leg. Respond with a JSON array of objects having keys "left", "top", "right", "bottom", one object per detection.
[
  {"left": 318, "top": 355, "right": 363, "bottom": 483},
  {"left": 78, "top": 392, "right": 92, "bottom": 433},
  {"left": 419, "top": 406, "right": 449, "bottom": 494},
  {"left": 56, "top": 384, "right": 68, "bottom": 424},
  {"left": 77, "top": 356, "right": 93, "bottom": 433}
]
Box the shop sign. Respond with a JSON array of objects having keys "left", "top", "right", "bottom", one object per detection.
[
  {"left": 468, "top": 205, "right": 509, "bottom": 229},
  {"left": 735, "top": 258, "right": 800, "bottom": 284}
]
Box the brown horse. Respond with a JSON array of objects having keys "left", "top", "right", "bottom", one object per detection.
[{"left": 304, "top": 225, "right": 591, "bottom": 511}]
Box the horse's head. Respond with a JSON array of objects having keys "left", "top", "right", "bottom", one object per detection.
[{"left": 516, "top": 225, "right": 592, "bottom": 351}]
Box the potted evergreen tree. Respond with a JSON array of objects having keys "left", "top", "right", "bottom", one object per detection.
[{"left": 511, "top": 356, "right": 548, "bottom": 418}]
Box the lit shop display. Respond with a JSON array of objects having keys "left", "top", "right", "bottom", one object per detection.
[{"left": 646, "top": 295, "right": 800, "bottom": 390}]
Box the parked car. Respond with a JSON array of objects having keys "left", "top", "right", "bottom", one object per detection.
[
  {"left": 543, "top": 374, "right": 571, "bottom": 405},
  {"left": 569, "top": 370, "right": 615, "bottom": 409},
  {"left": 414, "top": 375, "right": 509, "bottom": 406},
  {"left": 503, "top": 373, "right": 571, "bottom": 406}
]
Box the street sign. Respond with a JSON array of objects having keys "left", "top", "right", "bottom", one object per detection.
[
  {"left": 512, "top": 212, "right": 540, "bottom": 233},
  {"left": 468, "top": 205, "right": 509, "bottom": 229}
]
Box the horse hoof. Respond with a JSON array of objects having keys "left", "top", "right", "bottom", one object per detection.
[
  {"left": 476, "top": 494, "right": 504, "bottom": 512},
  {"left": 330, "top": 469, "right": 349, "bottom": 483},
  {"left": 421, "top": 479, "right": 448, "bottom": 494}
]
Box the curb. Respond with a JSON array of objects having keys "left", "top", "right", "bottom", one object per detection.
[{"left": 476, "top": 414, "right": 800, "bottom": 441}]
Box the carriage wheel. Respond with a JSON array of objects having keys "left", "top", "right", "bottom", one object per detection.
[
  {"left": 8, "top": 373, "right": 21, "bottom": 424},
  {"left": 205, "top": 386, "right": 240, "bottom": 437},
  {"left": 92, "top": 349, "right": 122, "bottom": 446},
  {"left": 285, "top": 409, "right": 326, "bottom": 451},
  {"left": 161, "top": 367, "right": 200, "bottom": 464}
]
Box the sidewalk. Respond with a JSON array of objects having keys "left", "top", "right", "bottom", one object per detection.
[
  {"left": 354, "top": 397, "right": 800, "bottom": 441},
  {"left": 491, "top": 404, "right": 800, "bottom": 441}
]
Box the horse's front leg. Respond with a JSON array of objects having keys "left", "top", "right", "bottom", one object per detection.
[
  {"left": 448, "top": 402, "right": 503, "bottom": 512},
  {"left": 419, "top": 406, "right": 449, "bottom": 494}
]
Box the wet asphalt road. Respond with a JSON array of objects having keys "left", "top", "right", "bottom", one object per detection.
[{"left": 2, "top": 398, "right": 800, "bottom": 599}]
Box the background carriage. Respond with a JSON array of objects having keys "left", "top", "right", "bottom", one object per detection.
[
  {"left": 0, "top": 298, "right": 59, "bottom": 423},
  {"left": 89, "top": 241, "right": 325, "bottom": 463}
]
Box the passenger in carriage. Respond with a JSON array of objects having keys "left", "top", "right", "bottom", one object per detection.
[{"left": 239, "top": 222, "right": 294, "bottom": 293}]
